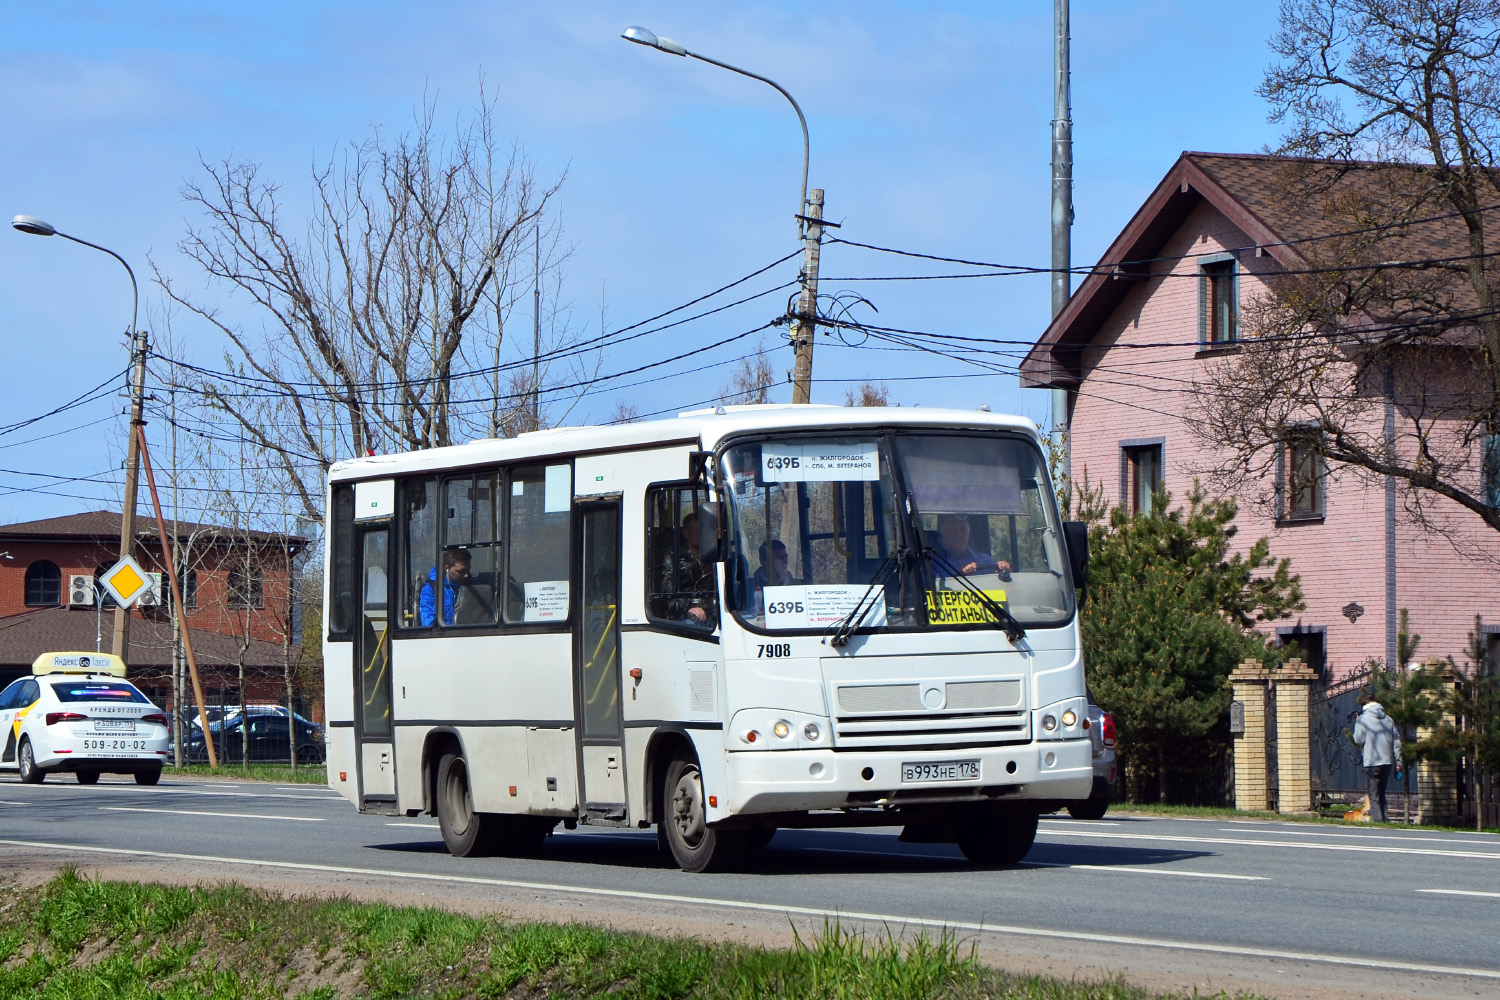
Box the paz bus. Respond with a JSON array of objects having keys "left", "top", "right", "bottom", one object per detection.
[{"left": 323, "top": 404, "right": 1092, "bottom": 871}]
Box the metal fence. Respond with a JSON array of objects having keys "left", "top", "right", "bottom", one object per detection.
[{"left": 1310, "top": 668, "right": 1372, "bottom": 797}]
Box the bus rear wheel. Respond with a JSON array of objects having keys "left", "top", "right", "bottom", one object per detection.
[
  {"left": 661, "top": 755, "right": 744, "bottom": 873},
  {"left": 436, "top": 752, "right": 500, "bottom": 857},
  {"left": 957, "top": 808, "right": 1038, "bottom": 865}
]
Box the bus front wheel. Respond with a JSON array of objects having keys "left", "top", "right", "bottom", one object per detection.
[
  {"left": 436, "top": 752, "right": 498, "bottom": 857},
  {"left": 661, "top": 755, "right": 744, "bottom": 873},
  {"left": 956, "top": 809, "right": 1038, "bottom": 865}
]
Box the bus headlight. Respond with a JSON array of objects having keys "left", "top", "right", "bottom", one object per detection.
[
  {"left": 1042, "top": 714, "right": 1058, "bottom": 732},
  {"left": 803, "top": 722, "right": 821, "bottom": 742},
  {"left": 773, "top": 720, "right": 791, "bottom": 740},
  {"left": 1061, "top": 709, "right": 1077, "bottom": 728}
]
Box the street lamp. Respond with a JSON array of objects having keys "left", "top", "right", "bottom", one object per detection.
[
  {"left": 621, "top": 26, "right": 825, "bottom": 404},
  {"left": 12, "top": 214, "right": 149, "bottom": 660}
]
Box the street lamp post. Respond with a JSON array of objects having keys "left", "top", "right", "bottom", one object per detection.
[
  {"left": 621, "top": 27, "right": 824, "bottom": 404},
  {"left": 12, "top": 215, "right": 148, "bottom": 661}
]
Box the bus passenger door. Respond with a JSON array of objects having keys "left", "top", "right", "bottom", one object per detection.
[
  {"left": 355, "top": 525, "right": 397, "bottom": 811},
  {"left": 574, "top": 499, "right": 626, "bottom": 820}
]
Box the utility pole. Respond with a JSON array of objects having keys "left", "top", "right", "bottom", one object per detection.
[
  {"left": 113, "top": 328, "right": 148, "bottom": 660},
  {"left": 791, "top": 188, "right": 824, "bottom": 405},
  {"left": 1050, "top": 0, "right": 1074, "bottom": 476}
]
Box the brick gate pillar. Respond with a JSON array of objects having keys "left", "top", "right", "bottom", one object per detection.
[
  {"left": 1229, "top": 659, "right": 1270, "bottom": 812},
  {"left": 1274, "top": 658, "right": 1318, "bottom": 815},
  {"left": 1415, "top": 657, "right": 1460, "bottom": 824}
]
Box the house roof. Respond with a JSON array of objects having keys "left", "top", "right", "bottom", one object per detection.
[
  {"left": 0, "top": 605, "right": 302, "bottom": 675},
  {"left": 1020, "top": 152, "right": 1498, "bottom": 388},
  {"left": 0, "top": 510, "right": 305, "bottom": 550}
]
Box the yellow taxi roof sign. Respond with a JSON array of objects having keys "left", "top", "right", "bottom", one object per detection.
[{"left": 32, "top": 651, "right": 127, "bottom": 677}]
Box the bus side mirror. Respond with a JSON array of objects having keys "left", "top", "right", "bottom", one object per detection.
[
  {"left": 699, "top": 509, "right": 724, "bottom": 563},
  {"left": 1063, "top": 521, "right": 1088, "bottom": 591}
]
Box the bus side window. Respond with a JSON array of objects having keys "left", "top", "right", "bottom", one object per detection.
[
  {"left": 505, "top": 464, "right": 571, "bottom": 624},
  {"left": 402, "top": 477, "right": 439, "bottom": 628},
  {"left": 328, "top": 485, "right": 356, "bottom": 636},
  {"left": 443, "top": 472, "right": 500, "bottom": 627},
  {"left": 645, "top": 485, "right": 718, "bottom": 631}
]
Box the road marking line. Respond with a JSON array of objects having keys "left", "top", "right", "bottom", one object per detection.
[
  {"left": 1039, "top": 828, "right": 1500, "bottom": 861},
  {"left": 1040, "top": 818, "right": 1121, "bottom": 827},
  {"left": 100, "top": 806, "right": 324, "bottom": 822},
  {"left": 3, "top": 838, "right": 1488, "bottom": 981},
  {"left": 0, "top": 800, "right": 28, "bottom": 806},
  {"left": 1219, "top": 827, "right": 1500, "bottom": 848},
  {"left": 1021, "top": 861, "right": 1267, "bottom": 881},
  {"left": 69, "top": 785, "right": 342, "bottom": 802},
  {"left": 386, "top": 822, "right": 439, "bottom": 829},
  {"left": 1417, "top": 889, "right": 1500, "bottom": 899}
]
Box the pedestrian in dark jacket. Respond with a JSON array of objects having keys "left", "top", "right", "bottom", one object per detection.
[{"left": 1352, "top": 696, "right": 1403, "bottom": 822}]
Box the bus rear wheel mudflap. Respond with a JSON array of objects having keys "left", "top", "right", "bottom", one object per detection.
[
  {"left": 955, "top": 804, "right": 1039, "bottom": 865},
  {"left": 662, "top": 754, "right": 746, "bottom": 873}
]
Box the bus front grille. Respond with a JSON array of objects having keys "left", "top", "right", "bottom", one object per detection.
[{"left": 832, "top": 711, "right": 1029, "bottom": 750}]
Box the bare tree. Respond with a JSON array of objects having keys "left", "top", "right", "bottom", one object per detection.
[
  {"left": 1190, "top": 0, "right": 1500, "bottom": 538},
  {"left": 158, "top": 90, "right": 567, "bottom": 521},
  {"left": 843, "top": 381, "right": 891, "bottom": 407},
  {"left": 718, "top": 339, "right": 776, "bottom": 406}
]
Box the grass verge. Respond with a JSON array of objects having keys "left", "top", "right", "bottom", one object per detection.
[
  {"left": 1105, "top": 802, "right": 1497, "bottom": 834},
  {"left": 166, "top": 762, "right": 328, "bottom": 784},
  {"left": 0, "top": 871, "right": 1266, "bottom": 999}
]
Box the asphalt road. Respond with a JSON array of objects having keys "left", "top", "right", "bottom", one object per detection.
[{"left": 2, "top": 775, "right": 1498, "bottom": 1000}]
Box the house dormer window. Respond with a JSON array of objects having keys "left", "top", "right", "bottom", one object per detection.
[{"left": 1200, "top": 257, "right": 1238, "bottom": 345}]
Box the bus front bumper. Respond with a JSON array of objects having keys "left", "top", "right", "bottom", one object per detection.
[{"left": 717, "top": 739, "right": 1091, "bottom": 819}]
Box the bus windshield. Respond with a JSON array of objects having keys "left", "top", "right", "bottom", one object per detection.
[{"left": 721, "top": 431, "right": 1074, "bottom": 634}]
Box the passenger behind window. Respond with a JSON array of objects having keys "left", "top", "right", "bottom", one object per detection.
[{"left": 420, "top": 548, "right": 478, "bottom": 626}]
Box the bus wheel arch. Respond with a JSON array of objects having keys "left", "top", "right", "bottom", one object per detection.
[
  {"left": 421, "top": 729, "right": 465, "bottom": 817},
  {"left": 643, "top": 729, "right": 695, "bottom": 828}
]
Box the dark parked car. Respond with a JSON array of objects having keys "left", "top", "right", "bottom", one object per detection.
[
  {"left": 1068, "top": 702, "right": 1117, "bottom": 819},
  {"left": 187, "top": 711, "right": 324, "bottom": 764}
]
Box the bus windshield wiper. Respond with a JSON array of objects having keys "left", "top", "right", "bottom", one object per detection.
[
  {"left": 825, "top": 547, "right": 905, "bottom": 648},
  {"left": 925, "top": 548, "right": 1027, "bottom": 643}
]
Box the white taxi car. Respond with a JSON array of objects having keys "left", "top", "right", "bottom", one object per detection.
[{"left": 0, "top": 652, "right": 170, "bottom": 785}]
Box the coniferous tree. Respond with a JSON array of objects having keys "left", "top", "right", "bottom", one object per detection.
[{"left": 1079, "top": 485, "right": 1302, "bottom": 803}]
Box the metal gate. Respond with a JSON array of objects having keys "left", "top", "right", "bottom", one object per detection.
[{"left": 1310, "top": 668, "right": 1372, "bottom": 797}]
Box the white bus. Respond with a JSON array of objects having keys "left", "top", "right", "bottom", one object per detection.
[{"left": 323, "top": 405, "right": 1092, "bottom": 871}]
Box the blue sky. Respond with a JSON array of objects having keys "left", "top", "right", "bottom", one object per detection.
[{"left": 0, "top": 1, "right": 1284, "bottom": 524}]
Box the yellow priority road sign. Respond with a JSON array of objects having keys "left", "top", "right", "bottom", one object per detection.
[{"left": 98, "top": 555, "right": 155, "bottom": 608}]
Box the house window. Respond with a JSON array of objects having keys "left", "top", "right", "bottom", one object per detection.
[
  {"left": 1123, "top": 444, "right": 1163, "bottom": 516},
  {"left": 227, "top": 563, "right": 263, "bottom": 610},
  {"left": 1202, "top": 259, "right": 1238, "bottom": 344},
  {"left": 24, "top": 560, "right": 61, "bottom": 606},
  {"left": 1284, "top": 433, "right": 1326, "bottom": 520},
  {"left": 163, "top": 569, "right": 197, "bottom": 611}
]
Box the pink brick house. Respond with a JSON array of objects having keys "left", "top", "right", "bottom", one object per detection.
[{"left": 1022, "top": 152, "right": 1500, "bottom": 680}]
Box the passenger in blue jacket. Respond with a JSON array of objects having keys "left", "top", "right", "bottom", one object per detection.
[{"left": 420, "top": 549, "right": 472, "bottom": 626}]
